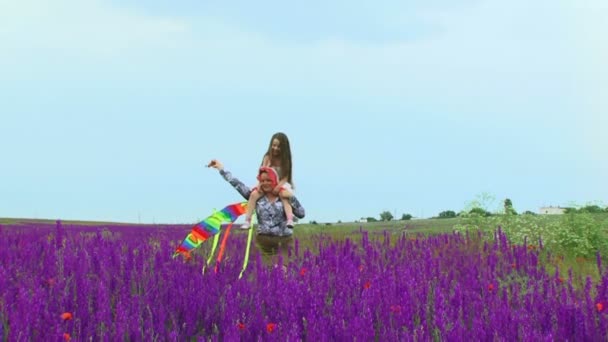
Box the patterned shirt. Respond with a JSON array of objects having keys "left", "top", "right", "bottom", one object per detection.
[{"left": 219, "top": 169, "right": 305, "bottom": 237}]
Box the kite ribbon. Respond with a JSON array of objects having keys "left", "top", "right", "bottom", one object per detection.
[
  {"left": 214, "top": 221, "right": 233, "bottom": 273},
  {"left": 202, "top": 234, "right": 220, "bottom": 274},
  {"left": 239, "top": 214, "right": 255, "bottom": 279}
]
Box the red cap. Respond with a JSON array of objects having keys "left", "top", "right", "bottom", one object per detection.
[{"left": 257, "top": 167, "right": 278, "bottom": 187}]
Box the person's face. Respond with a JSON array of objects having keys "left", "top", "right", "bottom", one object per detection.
[
  {"left": 271, "top": 138, "right": 281, "bottom": 157},
  {"left": 259, "top": 172, "right": 275, "bottom": 192}
]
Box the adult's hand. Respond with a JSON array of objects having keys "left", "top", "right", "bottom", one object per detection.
[{"left": 207, "top": 159, "right": 224, "bottom": 171}]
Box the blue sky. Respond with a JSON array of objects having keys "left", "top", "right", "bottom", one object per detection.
[{"left": 1, "top": 0, "right": 606, "bottom": 224}]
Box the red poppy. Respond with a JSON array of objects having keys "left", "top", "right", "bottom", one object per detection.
[
  {"left": 363, "top": 281, "right": 371, "bottom": 289},
  {"left": 300, "top": 268, "right": 307, "bottom": 276},
  {"left": 266, "top": 323, "right": 277, "bottom": 333},
  {"left": 237, "top": 322, "right": 245, "bottom": 330},
  {"left": 389, "top": 305, "right": 402, "bottom": 313},
  {"left": 63, "top": 333, "right": 71, "bottom": 341},
  {"left": 46, "top": 278, "right": 56, "bottom": 287},
  {"left": 487, "top": 284, "right": 494, "bottom": 292},
  {"left": 60, "top": 312, "right": 73, "bottom": 321},
  {"left": 597, "top": 302, "right": 605, "bottom": 312},
  {"left": 511, "top": 263, "right": 516, "bottom": 269}
]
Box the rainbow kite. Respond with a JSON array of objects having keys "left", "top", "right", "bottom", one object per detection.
[{"left": 173, "top": 202, "right": 247, "bottom": 259}]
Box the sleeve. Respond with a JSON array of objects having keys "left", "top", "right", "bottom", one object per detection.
[
  {"left": 219, "top": 169, "right": 251, "bottom": 200},
  {"left": 290, "top": 197, "right": 306, "bottom": 219}
]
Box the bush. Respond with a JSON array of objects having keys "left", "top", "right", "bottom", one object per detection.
[
  {"left": 401, "top": 214, "right": 413, "bottom": 221},
  {"left": 454, "top": 212, "right": 608, "bottom": 258},
  {"left": 549, "top": 213, "right": 608, "bottom": 257},
  {"left": 438, "top": 210, "right": 456, "bottom": 219},
  {"left": 580, "top": 205, "right": 604, "bottom": 214},
  {"left": 469, "top": 207, "right": 492, "bottom": 217}
]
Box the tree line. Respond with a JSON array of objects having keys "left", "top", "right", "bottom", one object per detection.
[{"left": 369, "top": 199, "right": 608, "bottom": 222}]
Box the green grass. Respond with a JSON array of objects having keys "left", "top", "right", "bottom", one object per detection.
[{"left": 296, "top": 217, "right": 461, "bottom": 234}]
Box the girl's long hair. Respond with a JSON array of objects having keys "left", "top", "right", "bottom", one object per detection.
[{"left": 263, "top": 132, "right": 293, "bottom": 187}]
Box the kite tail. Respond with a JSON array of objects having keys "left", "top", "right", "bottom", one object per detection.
[
  {"left": 174, "top": 202, "right": 247, "bottom": 259},
  {"left": 239, "top": 214, "right": 255, "bottom": 279},
  {"left": 202, "top": 234, "right": 220, "bottom": 274},
  {"left": 174, "top": 201, "right": 254, "bottom": 278},
  {"left": 214, "top": 221, "right": 234, "bottom": 273}
]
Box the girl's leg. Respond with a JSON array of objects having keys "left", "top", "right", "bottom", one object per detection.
[
  {"left": 280, "top": 190, "right": 294, "bottom": 228},
  {"left": 242, "top": 189, "right": 262, "bottom": 229}
]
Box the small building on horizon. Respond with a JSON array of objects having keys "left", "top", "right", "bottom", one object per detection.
[{"left": 539, "top": 206, "right": 566, "bottom": 215}]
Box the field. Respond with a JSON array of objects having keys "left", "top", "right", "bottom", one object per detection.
[{"left": 2, "top": 215, "right": 608, "bottom": 340}]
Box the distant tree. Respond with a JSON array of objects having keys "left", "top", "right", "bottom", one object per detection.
[
  {"left": 380, "top": 211, "right": 394, "bottom": 221},
  {"left": 401, "top": 213, "right": 413, "bottom": 220},
  {"left": 522, "top": 210, "right": 537, "bottom": 215},
  {"left": 504, "top": 198, "right": 517, "bottom": 215},
  {"left": 438, "top": 210, "right": 457, "bottom": 219},
  {"left": 366, "top": 217, "right": 378, "bottom": 222},
  {"left": 310, "top": 220, "right": 318, "bottom": 225},
  {"left": 564, "top": 207, "right": 578, "bottom": 214}
]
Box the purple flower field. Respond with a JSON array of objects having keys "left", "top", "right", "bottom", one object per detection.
[{"left": 1, "top": 221, "right": 608, "bottom": 341}]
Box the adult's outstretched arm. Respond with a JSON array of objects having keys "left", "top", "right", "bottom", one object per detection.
[
  {"left": 218, "top": 168, "right": 305, "bottom": 219},
  {"left": 218, "top": 169, "right": 251, "bottom": 200}
]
